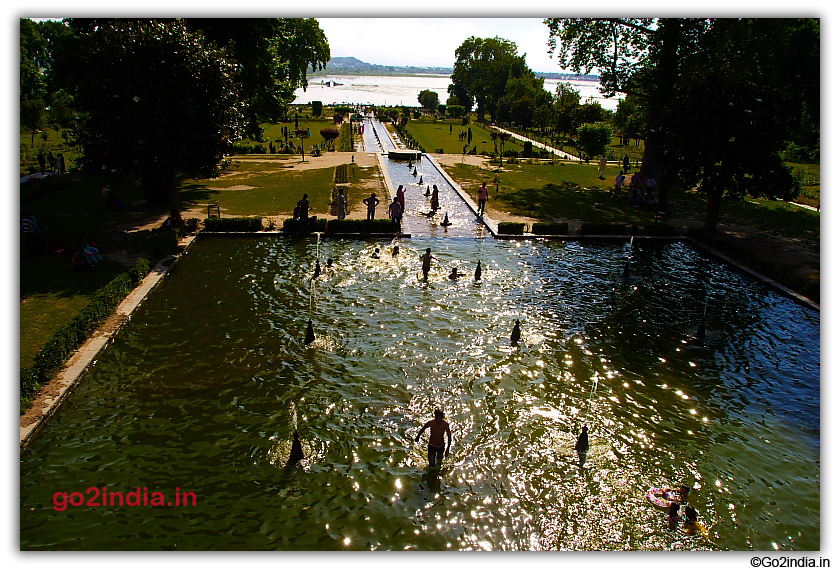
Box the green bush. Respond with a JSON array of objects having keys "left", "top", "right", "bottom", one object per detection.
[
  {"left": 282, "top": 217, "right": 328, "bottom": 234},
  {"left": 203, "top": 217, "right": 264, "bottom": 232},
  {"left": 325, "top": 218, "right": 400, "bottom": 234},
  {"left": 148, "top": 227, "right": 180, "bottom": 258},
  {"left": 497, "top": 221, "right": 526, "bottom": 235},
  {"left": 448, "top": 105, "right": 465, "bottom": 119},
  {"left": 580, "top": 222, "right": 626, "bottom": 235},
  {"left": 21, "top": 257, "right": 152, "bottom": 410},
  {"left": 335, "top": 163, "right": 350, "bottom": 184},
  {"left": 183, "top": 217, "right": 200, "bottom": 234},
  {"left": 576, "top": 122, "right": 613, "bottom": 158},
  {"left": 532, "top": 221, "right": 569, "bottom": 235}
]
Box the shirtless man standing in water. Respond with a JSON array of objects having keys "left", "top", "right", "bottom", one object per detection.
[{"left": 415, "top": 409, "right": 452, "bottom": 468}]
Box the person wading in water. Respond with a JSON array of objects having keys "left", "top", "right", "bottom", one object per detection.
[{"left": 415, "top": 409, "right": 452, "bottom": 469}]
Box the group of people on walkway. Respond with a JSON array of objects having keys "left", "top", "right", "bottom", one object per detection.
[
  {"left": 613, "top": 171, "right": 657, "bottom": 207},
  {"left": 36, "top": 149, "right": 67, "bottom": 175}
]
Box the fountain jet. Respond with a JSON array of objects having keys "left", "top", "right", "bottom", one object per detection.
[
  {"left": 287, "top": 430, "right": 304, "bottom": 466},
  {"left": 510, "top": 319, "right": 521, "bottom": 346}
]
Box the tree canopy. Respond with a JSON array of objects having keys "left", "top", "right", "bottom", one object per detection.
[
  {"left": 417, "top": 89, "right": 440, "bottom": 113},
  {"left": 496, "top": 74, "right": 552, "bottom": 129},
  {"left": 449, "top": 36, "right": 531, "bottom": 123},
  {"left": 30, "top": 18, "right": 331, "bottom": 208},
  {"left": 545, "top": 17, "right": 818, "bottom": 230},
  {"left": 70, "top": 19, "right": 246, "bottom": 208}
]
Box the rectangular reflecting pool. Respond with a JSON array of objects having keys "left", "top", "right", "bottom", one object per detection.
[{"left": 20, "top": 236, "right": 819, "bottom": 550}]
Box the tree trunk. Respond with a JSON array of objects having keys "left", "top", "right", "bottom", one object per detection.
[
  {"left": 165, "top": 171, "right": 179, "bottom": 213},
  {"left": 641, "top": 19, "right": 681, "bottom": 187},
  {"left": 704, "top": 186, "right": 724, "bottom": 232}
]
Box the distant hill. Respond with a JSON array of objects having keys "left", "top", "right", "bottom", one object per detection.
[{"left": 308, "top": 56, "right": 599, "bottom": 82}]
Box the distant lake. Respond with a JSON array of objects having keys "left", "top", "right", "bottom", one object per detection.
[{"left": 295, "top": 74, "right": 621, "bottom": 110}]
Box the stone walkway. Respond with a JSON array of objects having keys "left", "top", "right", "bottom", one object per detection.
[{"left": 492, "top": 126, "right": 581, "bottom": 161}]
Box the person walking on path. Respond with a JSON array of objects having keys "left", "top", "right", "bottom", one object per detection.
[
  {"left": 297, "top": 194, "right": 311, "bottom": 233},
  {"left": 363, "top": 193, "right": 380, "bottom": 220},
  {"left": 477, "top": 181, "right": 489, "bottom": 216},
  {"left": 396, "top": 185, "right": 406, "bottom": 214},
  {"left": 388, "top": 196, "right": 404, "bottom": 230},
  {"left": 335, "top": 188, "right": 347, "bottom": 220},
  {"left": 414, "top": 409, "right": 452, "bottom": 469}
]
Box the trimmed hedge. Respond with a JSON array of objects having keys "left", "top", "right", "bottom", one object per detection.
[
  {"left": 642, "top": 223, "right": 676, "bottom": 236},
  {"left": 283, "top": 217, "right": 328, "bottom": 234},
  {"left": 339, "top": 122, "right": 354, "bottom": 152},
  {"left": 21, "top": 257, "right": 152, "bottom": 411},
  {"left": 580, "top": 222, "right": 626, "bottom": 235},
  {"left": 203, "top": 216, "right": 264, "bottom": 232},
  {"left": 497, "top": 221, "right": 526, "bottom": 235},
  {"left": 532, "top": 221, "right": 569, "bottom": 235},
  {"left": 334, "top": 163, "right": 350, "bottom": 184}
]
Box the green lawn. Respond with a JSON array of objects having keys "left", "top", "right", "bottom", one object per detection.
[
  {"left": 179, "top": 159, "right": 375, "bottom": 216},
  {"left": 20, "top": 127, "right": 82, "bottom": 176},
  {"left": 20, "top": 173, "right": 168, "bottom": 368},
  {"left": 445, "top": 160, "right": 659, "bottom": 225},
  {"left": 238, "top": 118, "right": 343, "bottom": 150},
  {"left": 788, "top": 161, "right": 820, "bottom": 208},
  {"left": 443, "top": 159, "right": 819, "bottom": 238},
  {"left": 403, "top": 119, "right": 527, "bottom": 155}
]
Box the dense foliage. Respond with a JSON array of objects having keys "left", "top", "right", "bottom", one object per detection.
[
  {"left": 544, "top": 17, "right": 818, "bottom": 230},
  {"left": 20, "top": 17, "right": 330, "bottom": 209}
]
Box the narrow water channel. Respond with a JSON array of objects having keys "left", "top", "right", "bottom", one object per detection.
[{"left": 362, "top": 116, "right": 487, "bottom": 238}]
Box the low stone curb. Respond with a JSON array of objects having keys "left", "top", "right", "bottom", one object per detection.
[
  {"left": 20, "top": 234, "right": 198, "bottom": 448},
  {"left": 423, "top": 154, "right": 499, "bottom": 237}
]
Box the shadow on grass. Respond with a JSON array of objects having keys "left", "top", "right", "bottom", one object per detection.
[
  {"left": 178, "top": 181, "right": 223, "bottom": 206},
  {"left": 497, "top": 181, "right": 659, "bottom": 226}
]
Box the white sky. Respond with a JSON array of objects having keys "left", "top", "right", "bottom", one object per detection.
[{"left": 317, "top": 18, "right": 565, "bottom": 73}]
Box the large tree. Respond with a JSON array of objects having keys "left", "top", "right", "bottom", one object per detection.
[
  {"left": 496, "top": 73, "right": 552, "bottom": 129},
  {"left": 62, "top": 18, "right": 330, "bottom": 207},
  {"left": 20, "top": 19, "right": 48, "bottom": 146},
  {"left": 449, "top": 36, "right": 530, "bottom": 123},
  {"left": 67, "top": 18, "right": 330, "bottom": 141},
  {"left": 69, "top": 20, "right": 246, "bottom": 208},
  {"left": 417, "top": 89, "right": 440, "bottom": 113},
  {"left": 545, "top": 18, "right": 816, "bottom": 230},
  {"left": 551, "top": 82, "right": 581, "bottom": 136},
  {"left": 182, "top": 18, "right": 330, "bottom": 139}
]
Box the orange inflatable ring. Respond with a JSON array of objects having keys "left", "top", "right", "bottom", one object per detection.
[{"left": 647, "top": 487, "right": 678, "bottom": 508}]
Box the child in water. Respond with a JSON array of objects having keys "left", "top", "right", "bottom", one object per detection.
[
  {"left": 683, "top": 504, "right": 707, "bottom": 536},
  {"left": 448, "top": 267, "right": 466, "bottom": 280},
  {"left": 666, "top": 502, "right": 681, "bottom": 531}
]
